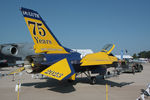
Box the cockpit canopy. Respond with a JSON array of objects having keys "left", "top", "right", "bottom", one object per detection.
[{"left": 101, "top": 44, "right": 115, "bottom": 54}]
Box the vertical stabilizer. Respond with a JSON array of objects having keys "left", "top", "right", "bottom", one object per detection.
[{"left": 20, "top": 7, "right": 68, "bottom": 54}]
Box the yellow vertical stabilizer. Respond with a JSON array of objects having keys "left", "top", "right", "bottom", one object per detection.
[{"left": 21, "top": 8, "right": 68, "bottom": 54}]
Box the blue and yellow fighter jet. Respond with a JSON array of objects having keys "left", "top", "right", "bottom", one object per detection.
[{"left": 18, "top": 7, "right": 118, "bottom": 84}]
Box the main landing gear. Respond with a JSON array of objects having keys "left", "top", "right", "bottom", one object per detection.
[{"left": 84, "top": 71, "right": 97, "bottom": 85}]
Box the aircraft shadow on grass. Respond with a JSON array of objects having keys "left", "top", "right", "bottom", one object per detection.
[{"left": 21, "top": 76, "right": 134, "bottom": 93}]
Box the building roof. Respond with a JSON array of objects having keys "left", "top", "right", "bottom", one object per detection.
[{"left": 115, "top": 55, "right": 133, "bottom": 59}]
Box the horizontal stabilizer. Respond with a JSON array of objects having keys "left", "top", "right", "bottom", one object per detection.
[{"left": 40, "top": 58, "right": 75, "bottom": 81}]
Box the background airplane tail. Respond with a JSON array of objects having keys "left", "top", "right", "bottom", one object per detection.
[{"left": 20, "top": 7, "right": 68, "bottom": 54}]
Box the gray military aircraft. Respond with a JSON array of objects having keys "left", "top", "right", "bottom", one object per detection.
[
  {"left": 0, "top": 43, "right": 36, "bottom": 66},
  {"left": 0, "top": 43, "right": 35, "bottom": 60}
]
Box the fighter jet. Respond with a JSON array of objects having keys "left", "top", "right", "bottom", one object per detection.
[{"left": 11, "top": 7, "right": 118, "bottom": 84}]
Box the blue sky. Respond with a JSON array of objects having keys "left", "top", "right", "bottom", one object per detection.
[{"left": 0, "top": 0, "right": 150, "bottom": 55}]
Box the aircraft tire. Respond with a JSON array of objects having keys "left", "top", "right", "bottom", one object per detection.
[
  {"left": 132, "top": 67, "right": 135, "bottom": 74},
  {"left": 90, "top": 76, "right": 96, "bottom": 85},
  {"left": 140, "top": 65, "right": 143, "bottom": 70},
  {"left": 137, "top": 65, "right": 142, "bottom": 72},
  {"left": 117, "top": 70, "right": 120, "bottom": 75}
]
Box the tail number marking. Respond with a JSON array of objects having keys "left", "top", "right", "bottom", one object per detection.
[{"left": 44, "top": 69, "right": 64, "bottom": 78}]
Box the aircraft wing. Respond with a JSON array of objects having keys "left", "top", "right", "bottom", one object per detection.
[
  {"left": 80, "top": 44, "right": 118, "bottom": 66},
  {"left": 80, "top": 52, "right": 118, "bottom": 66}
]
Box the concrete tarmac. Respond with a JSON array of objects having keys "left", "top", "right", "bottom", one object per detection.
[{"left": 0, "top": 64, "right": 150, "bottom": 100}]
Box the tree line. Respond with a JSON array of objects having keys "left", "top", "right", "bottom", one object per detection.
[{"left": 133, "top": 50, "right": 150, "bottom": 58}]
